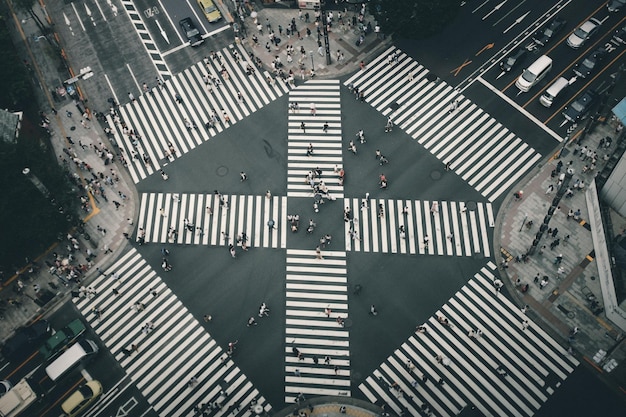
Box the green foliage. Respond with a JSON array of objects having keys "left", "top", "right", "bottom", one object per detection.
[
  {"left": 0, "top": 131, "right": 76, "bottom": 272},
  {"left": 372, "top": 0, "right": 461, "bottom": 39},
  {"left": 0, "top": 17, "right": 35, "bottom": 109}
]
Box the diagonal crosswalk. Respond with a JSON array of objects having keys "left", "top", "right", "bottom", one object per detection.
[
  {"left": 287, "top": 80, "right": 344, "bottom": 199},
  {"left": 284, "top": 249, "right": 351, "bottom": 403},
  {"left": 137, "top": 192, "right": 287, "bottom": 249},
  {"left": 343, "top": 198, "right": 494, "bottom": 257},
  {"left": 73, "top": 248, "right": 272, "bottom": 417},
  {"left": 344, "top": 47, "right": 542, "bottom": 202},
  {"left": 359, "top": 262, "right": 579, "bottom": 417},
  {"left": 107, "top": 44, "right": 292, "bottom": 183}
]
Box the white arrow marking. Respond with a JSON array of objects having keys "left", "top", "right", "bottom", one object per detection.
[
  {"left": 483, "top": 0, "right": 507, "bottom": 20},
  {"left": 155, "top": 20, "right": 169, "bottom": 44},
  {"left": 496, "top": 71, "right": 506, "bottom": 80},
  {"left": 84, "top": 4, "right": 96, "bottom": 26},
  {"left": 503, "top": 10, "right": 530, "bottom": 33},
  {"left": 63, "top": 12, "right": 74, "bottom": 36}
]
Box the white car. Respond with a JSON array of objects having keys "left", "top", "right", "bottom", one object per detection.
[{"left": 567, "top": 18, "right": 602, "bottom": 49}]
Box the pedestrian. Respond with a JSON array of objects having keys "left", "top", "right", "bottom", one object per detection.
[
  {"left": 203, "top": 314, "right": 212, "bottom": 322},
  {"left": 522, "top": 320, "right": 529, "bottom": 330},
  {"left": 369, "top": 304, "right": 378, "bottom": 315},
  {"left": 300, "top": 121, "right": 306, "bottom": 132},
  {"left": 149, "top": 287, "right": 158, "bottom": 297},
  {"left": 294, "top": 369, "right": 301, "bottom": 377},
  {"left": 554, "top": 253, "right": 563, "bottom": 264},
  {"left": 267, "top": 219, "right": 276, "bottom": 230},
  {"left": 448, "top": 99, "right": 459, "bottom": 113},
  {"left": 552, "top": 227, "right": 559, "bottom": 238},
  {"left": 323, "top": 122, "right": 329, "bottom": 132},
  {"left": 310, "top": 103, "right": 316, "bottom": 116},
  {"left": 229, "top": 244, "right": 236, "bottom": 258},
  {"left": 546, "top": 184, "right": 554, "bottom": 194},
  {"left": 247, "top": 316, "right": 257, "bottom": 326},
  {"left": 240, "top": 171, "right": 247, "bottom": 181},
  {"left": 316, "top": 246, "right": 323, "bottom": 259},
  {"left": 307, "top": 143, "right": 314, "bottom": 157}
]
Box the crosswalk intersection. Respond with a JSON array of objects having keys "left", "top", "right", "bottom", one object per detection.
[
  {"left": 343, "top": 198, "right": 494, "bottom": 257},
  {"left": 284, "top": 249, "right": 351, "bottom": 403},
  {"left": 106, "top": 44, "right": 292, "bottom": 184},
  {"left": 287, "top": 80, "right": 344, "bottom": 199},
  {"left": 73, "top": 248, "right": 271, "bottom": 417},
  {"left": 138, "top": 192, "right": 287, "bottom": 249},
  {"left": 359, "top": 262, "right": 579, "bottom": 417},
  {"left": 344, "top": 47, "right": 542, "bottom": 202}
]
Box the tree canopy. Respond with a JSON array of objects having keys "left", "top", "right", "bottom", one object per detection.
[{"left": 371, "top": 0, "right": 461, "bottom": 40}]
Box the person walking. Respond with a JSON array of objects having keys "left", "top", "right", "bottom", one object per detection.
[{"left": 316, "top": 246, "right": 323, "bottom": 260}]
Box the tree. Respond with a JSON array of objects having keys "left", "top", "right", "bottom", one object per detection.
[{"left": 371, "top": 0, "right": 461, "bottom": 39}]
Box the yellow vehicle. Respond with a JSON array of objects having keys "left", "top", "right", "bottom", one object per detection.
[
  {"left": 61, "top": 380, "right": 102, "bottom": 417},
  {"left": 197, "top": 0, "right": 222, "bottom": 23}
]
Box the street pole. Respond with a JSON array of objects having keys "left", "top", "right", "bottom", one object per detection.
[
  {"left": 519, "top": 214, "right": 527, "bottom": 232},
  {"left": 22, "top": 168, "right": 50, "bottom": 198}
]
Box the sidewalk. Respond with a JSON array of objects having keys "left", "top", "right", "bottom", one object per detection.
[
  {"left": 0, "top": 7, "right": 137, "bottom": 339},
  {"left": 238, "top": 5, "right": 391, "bottom": 80},
  {"left": 497, "top": 122, "right": 626, "bottom": 390}
]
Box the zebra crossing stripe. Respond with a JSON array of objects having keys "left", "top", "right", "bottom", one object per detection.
[
  {"left": 284, "top": 249, "right": 350, "bottom": 402},
  {"left": 73, "top": 248, "right": 271, "bottom": 416},
  {"left": 109, "top": 45, "right": 293, "bottom": 183},
  {"left": 138, "top": 193, "right": 287, "bottom": 249},
  {"left": 359, "top": 262, "right": 578, "bottom": 417},
  {"left": 344, "top": 46, "right": 542, "bottom": 202},
  {"left": 287, "top": 80, "right": 344, "bottom": 199},
  {"left": 344, "top": 198, "right": 492, "bottom": 256}
]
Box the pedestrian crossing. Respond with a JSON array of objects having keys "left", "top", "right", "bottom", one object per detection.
[
  {"left": 359, "top": 262, "right": 579, "bottom": 417},
  {"left": 343, "top": 198, "right": 494, "bottom": 257},
  {"left": 107, "top": 44, "right": 292, "bottom": 184},
  {"left": 344, "top": 47, "right": 542, "bottom": 203},
  {"left": 73, "top": 248, "right": 272, "bottom": 417},
  {"left": 284, "top": 249, "right": 351, "bottom": 403},
  {"left": 138, "top": 192, "right": 287, "bottom": 249},
  {"left": 287, "top": 80, "right": 344, "bottom": 198}
]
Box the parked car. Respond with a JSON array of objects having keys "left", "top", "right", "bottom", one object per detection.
[
  {"left": 1, "top": 320, "right": 51, "bottom": 361},
  {"left": 573, "top": 48, "right": 607, "bottom": 78},
  {"left": 179, "top": 18, "right": 204, "bottom": 47},
  {"left": 197, "top": 0, "right": 222, "bottom": 23},
  {"left": 607, "top": 0, "right": 626, "bottom": 12},
  {"left": 61, "top": 380, "right": 102, "bottom": 417},
  {"left": 0, "top": 380, "right": 12, "bottom": 397},
  {"left": 533, "top": 17, "right": 567, "bottom": 46},
  {"left": 613, "top": 23, "right": 626, "bottom": 45},
  {"left": 563, "top": 90, "right": 598, "bottom": 123},
  {"left": 500, "top": 49, "right": 527, "bottom": 72},
  {"left": 567, "top": 18, "right": 602, "bottom": 49},
  {"left": 39, "top": 318, "right": 86, "bottom": 359}
]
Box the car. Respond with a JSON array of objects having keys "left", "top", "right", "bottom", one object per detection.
[
  {"left": 533, "top": 17, "right": 567, "bottom": 46},
  {"left": 562, "top": 90, "right": 598, "bottom": 123},
  {"left": 608, "top": 0, "right": 626, "bottom": 12},
  {"left": 500, "top": 49, "right": 527, "bottom": 72},
  {"left": 39, "top": 318, "right": 86, "bottom": 359},
  {"left": 61, "top": 380, "right": 102, "bottom": 417},
  {"left": 179, "top": 18, "right": 204, "bottom": 47},
  {"left": 0, "top": 380, "right": 12, "bottom": 397},
  {"left": 1, "top": 320, "right": 51, "bottom": 361},
  {"left": 197, "top": 0, "right": 222, "bottom": 23},
  {"left": 567, "top": 18, "right": 602, "bottom": 49},
  {"left": 573, "top": 48, "right": 607, "bottom": 78},
  {"left": 613, "top": 23, "right": 626, "bottom": 45}
]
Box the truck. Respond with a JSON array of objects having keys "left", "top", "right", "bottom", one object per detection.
[
  {"left": 0, "top": 378, "right": 40, "bottom": 417},
  {"left": 39, "top": 318, "right": 86, "bottom": 360}
]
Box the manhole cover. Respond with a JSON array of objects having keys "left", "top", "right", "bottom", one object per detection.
[
  {"left": 466, "top": 201, "right": 477, "bottom": 211},
  {"left": 567, "top": 312, "right": 575, "bottom": 319},
  {"left": 431, "top": 170, "right": 442, "bottom": 180},
  {"left": 216, "top": 166, "right": 228, "bottom": 176}
]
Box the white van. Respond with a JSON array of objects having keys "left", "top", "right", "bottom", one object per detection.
[
  {"left": 516, "top": 55, "right": 552, "bottom": 92},
  {"left": 45, "top": 339, "right": 98, "bottom": 382},
  {"left": 540, "top": 77, "right": 570, "bottom": 107},
  {"left": 0, "top": 379, "right": 39, "bottom": 417}
]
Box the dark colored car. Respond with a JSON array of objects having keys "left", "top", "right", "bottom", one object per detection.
[
  {"left": 533, "top": 17, "right": 567, "bottom": 46},
  {"left": 1, "top": 320, "right": 51, "bottom": 361},
  {"left": 607, "top": 0, "right": 626, "bottom": 12},
  {"left": 573, "top": 48, "right": 607, "bottom": 78},
  {"left": 500, "top": 49, "right": 527, "bottom": 72},
  {"left": 562, "top": 90, "right": 598, "bottom": 123},
  {"left": 179, "top": 18, "right": 204, "bottom": 47}
]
